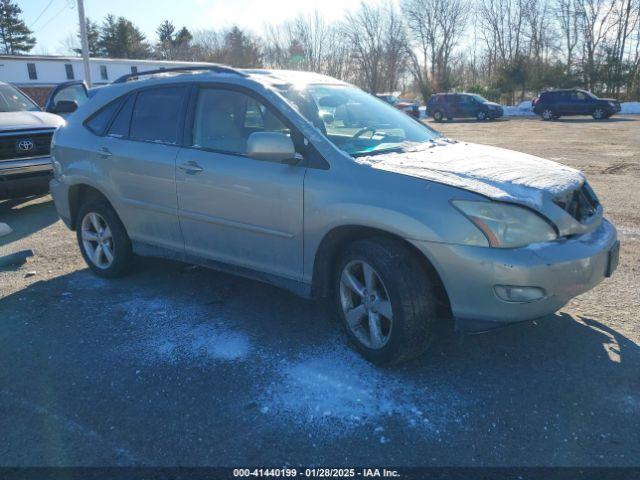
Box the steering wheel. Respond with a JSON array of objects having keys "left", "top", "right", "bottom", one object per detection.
[{"left": 353, "top": 126, "right": 391, "bottom": 139}]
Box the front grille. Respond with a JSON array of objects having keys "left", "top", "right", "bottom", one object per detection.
[
  {"left": 0, "top": 130, "right": 54, "bottom": 162},
  {"left": 553, "top": 183, "right": 600, "bottom": 223}
]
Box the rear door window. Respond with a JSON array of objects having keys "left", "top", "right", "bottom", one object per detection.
[{"left": 129, "top": 86, "right": 187, "bottom": 144}]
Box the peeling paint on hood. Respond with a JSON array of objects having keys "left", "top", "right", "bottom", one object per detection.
[{"left": 354, "top": 140, "right": 585, "bottom": 210}]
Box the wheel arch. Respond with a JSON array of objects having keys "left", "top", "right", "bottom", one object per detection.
[
  {"left": 311, "top": 225, "right": 451, "bottom": 312},
  {"left": 67, "top": 183, "right": 114, "bottom": 230}
]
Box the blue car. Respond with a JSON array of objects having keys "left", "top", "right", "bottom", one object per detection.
[{"left": 426, "top": 93, "right": 504, "bottom": 122}]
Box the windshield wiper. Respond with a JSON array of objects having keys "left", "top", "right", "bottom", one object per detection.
[{"left": 352, "top": 146, "right": 406, "bottom": 157}]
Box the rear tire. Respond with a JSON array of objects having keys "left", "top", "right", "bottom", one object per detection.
[
  {"left": 76, "top": 199, "right": 132, "bottom": 278},
  {"left": 432, "top": 110, "right": 444, "bottom": 122},
  {"left": 541, "top": 108, "right": 557, "bottom": 121},
  {"left": 334, "top": 237, "right": 438, "bottom": 365}
]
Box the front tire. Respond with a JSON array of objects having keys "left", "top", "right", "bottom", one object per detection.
[
  {"left": 476, "top": 110, "right": 488, "bottom": 121},
  {"left": 76, "top": 199, "right": 132, "bottom": 278},
  {"left": 334, "top": 238, "right": 438, "bottom": 365},
  {"left": 592, "top": 108, "right": 607, "bottom": 120}
]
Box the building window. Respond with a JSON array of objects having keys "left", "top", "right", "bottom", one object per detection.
[
  {"left": 130, "top": 66, "right": 138, "bottom": 74},
  {"left": 27, "top": 63, "right": 37, "bottom": 80},
  {"left": 65, "top": 64, "right": 74, "bottom": 80},
  {"left": 100, "top": 65, "right": 108, "bottom": 80}
]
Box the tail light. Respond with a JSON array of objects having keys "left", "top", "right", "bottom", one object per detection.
[{"left": 532, "top": 97, "right": 539, "bottom": 106}]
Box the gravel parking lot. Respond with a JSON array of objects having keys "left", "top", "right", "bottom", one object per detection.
[{"left": 1, "top": 116, "right": 639, "bottom": 467}]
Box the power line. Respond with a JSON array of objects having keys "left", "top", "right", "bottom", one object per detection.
[
  {"left": 29, "top": 0, "right": 56, "bottom": 27},
  {"left": 34, "top": 2, "right": 72, "bottom": 33}
]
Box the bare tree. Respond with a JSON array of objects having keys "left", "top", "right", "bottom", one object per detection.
[
  {"left": 341, "top": 2, "right": 387, "bottom": 92},
  {"left": 577, "top": 0, "right": 617, "bottom": 89},
  {"left": 478, "top": 0, "right": 526, "bottom": 66},
  {"left": 403, "top": 0, "right": 469, "bottom": 99},
  {"left": 557, "top": 0, "right": 582, "bottom": 75},
  {"left": 263, "top": 11, "right": 330, "bottom": 71},
  {"left": 191, "top": 29, "right": 225, "bottom": 62}
]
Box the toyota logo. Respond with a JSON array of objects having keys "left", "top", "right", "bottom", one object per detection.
[{"left": 17, "top": 139, "right": 34, "bottom": 152}]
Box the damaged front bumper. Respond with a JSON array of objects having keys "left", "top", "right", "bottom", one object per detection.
[{"left": 411, "top": 219, "right": 619, "bottom": 332}]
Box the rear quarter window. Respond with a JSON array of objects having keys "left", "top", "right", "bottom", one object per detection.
[
  {"left": 84, "top": 98, "right": 124, "bottom": 135},
  {"left": 107, "top": 94, "right": 135, "bottom": 137}
]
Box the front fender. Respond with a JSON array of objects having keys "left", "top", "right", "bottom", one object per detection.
[{"left": 302, "top": 163, "right": 489, "bottom": 282}]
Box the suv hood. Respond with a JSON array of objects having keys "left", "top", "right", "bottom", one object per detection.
[
  {"left": 355, "top": 140, "right": 584, "bottom": 211},
  {"left": 0, "top": 111, "right": 64, "bottom": 131}
]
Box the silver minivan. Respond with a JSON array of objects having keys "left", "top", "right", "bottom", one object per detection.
[{"left": 49, "top": 66, "right": 619, "bottom": 364}]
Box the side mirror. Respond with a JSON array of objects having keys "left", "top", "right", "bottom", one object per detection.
[
  {"left": 48, "top": 100, "right": 78, "bottom": 115},
  {"left": 247, "top": 132, "right": 300, "bottom": 164}
]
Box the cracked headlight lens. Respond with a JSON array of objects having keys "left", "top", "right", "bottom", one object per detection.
[{"left": 453, "top": 200, "right": 557, "bottom": 248}]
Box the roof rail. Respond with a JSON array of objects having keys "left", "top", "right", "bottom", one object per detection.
[{"left": 112, "top": 65, "right": 247, "bottom": 84}]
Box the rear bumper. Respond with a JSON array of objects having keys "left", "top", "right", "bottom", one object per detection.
[
  {"left": 411, "top": 219, "right": 618, "bottom": 330},
  {"left": 49, "top": 177, "right": 72, "bottom": 228},
  {"left": 0, "top": 156, "right": 53, "bottom": 199}
]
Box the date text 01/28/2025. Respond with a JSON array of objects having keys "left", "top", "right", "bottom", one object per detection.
[{"left": 232, "top": 468, "right": 400, "bottom": 477}]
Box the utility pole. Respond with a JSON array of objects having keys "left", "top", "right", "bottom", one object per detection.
[{"left": 77, "top": 0, "right": 92, "bottom": 87}]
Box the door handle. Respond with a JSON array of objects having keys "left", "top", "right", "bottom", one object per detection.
[
  {"left": 98, "top": 146, "right": 112, "bottom": 159},
  {"left": 178, "top": 161, "right": 204, "bottom": 174}
]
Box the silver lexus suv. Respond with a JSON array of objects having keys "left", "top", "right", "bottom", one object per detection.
[{"left": 49, "top": 66, "right": 619, "bottom": 364}]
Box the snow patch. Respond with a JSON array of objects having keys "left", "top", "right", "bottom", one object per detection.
[
  {"left": 355, "top": 140, "right": 584, "bottom": 209},
  {"left": 503, "top": 101, "right": 535, "bottom": 117},
  {"left": 120, "top": 298, "right": 250, "bottom": 363},
  {"left": 259, "top": 344, "right": 465, "bottom": 435},
  {"left": 620, "top": 102, "right": 640, "bottom": 114}
]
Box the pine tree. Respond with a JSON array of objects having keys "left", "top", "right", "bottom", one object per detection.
[
  {"left": 74, "top": 18, "right": 101, "bottom": 57},
  {"left": 155, "top": 21, "right": 192, "bottom": 60},
  {"left": 97, "top": 15, "right": 151, "bottom": 59},
  {"left": 0, "top": 0, "right": 35, "bottom": 55},
  {"left": 155, "top": 20, "right": 175, "bottom": 59},
  {"left": 174, "top": 27, "right": 192, "bottom": 46},
  {"left": 222, "top": 26, "right": 262, "bottom": 67},
  {"left": 157, "top": 20, "right": 175, "bottom": 45}
]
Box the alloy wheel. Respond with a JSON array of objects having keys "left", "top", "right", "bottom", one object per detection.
[
  {"left": 542, "top": 109, "right": 554, "bottom": 120},
  {"left": 339, "top": 260, "right": 393, "bottom": 350},
  {"left": 477, "top": 111, "right": 487, "bottom": 120},
  {"left": 593, "top": 108, "right": 605, "bottom": 119},
  {"left": 81, "top": 212, "right": 114, "bottom": 269}
]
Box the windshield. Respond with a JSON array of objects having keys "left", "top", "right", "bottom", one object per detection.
[
  {"left": 280, "top": 84, "right": 439, "bottom": 156},
  {"left": 471, "top": 94, "right": 489, "bottom": 103},
  {"left": 0, "top": 84, "right": 40, "bottom": 112}
]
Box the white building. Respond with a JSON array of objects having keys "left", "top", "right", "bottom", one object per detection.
[{"left": 0, "top": 55, "right": 213, "bottom": 105}]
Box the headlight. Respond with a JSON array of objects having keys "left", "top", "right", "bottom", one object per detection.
[{"left": 452, "top": 200, "right": 557, "bottom": 248}]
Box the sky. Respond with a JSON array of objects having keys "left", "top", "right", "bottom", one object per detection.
[{"left": 19, "top": 0, "right": 369, "bottom": 55}]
